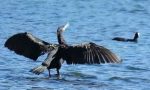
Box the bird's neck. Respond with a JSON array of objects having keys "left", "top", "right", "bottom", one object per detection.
[
  {"left": 133, "top": 34, "right": 138, "bottom": 41},
  {"left": 57, "top": 30, "right": 67, "bottom": 45}
]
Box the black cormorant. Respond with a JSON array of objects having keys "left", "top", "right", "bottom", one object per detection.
[
  {"left": 5, "top": 23, "right": 121, "bottom": 78},
  {"left": 112, "top": 32, "right": 139, "bottom": 42},
  {"left": 30, "top": 23, "right": 121, "bottom": 77}
]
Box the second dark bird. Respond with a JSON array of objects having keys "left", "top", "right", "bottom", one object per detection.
[{"left": 112, "top": 32, "right": 139, "bottom": 42}]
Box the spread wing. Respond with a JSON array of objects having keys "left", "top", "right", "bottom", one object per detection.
[
  {"left": 63, "top": 42, "right": 121, "bottom": 64},
  {"left": 4, "top": 32, "right": 53, "bottom": 60}
]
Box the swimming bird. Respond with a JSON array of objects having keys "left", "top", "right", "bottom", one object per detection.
[
  {"left": 112, "top": 32, "right": 139, "bottom": 42},
  {"left": 30, "top": 23, "right": 122, "bottom": 77}
]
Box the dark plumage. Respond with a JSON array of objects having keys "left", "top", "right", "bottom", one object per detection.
[
  {"left": 31, "top": 23, "right": 121, "bottom": 77},
  {"left": 112, "top": 32, "right": 139, "bottom": 42},
  {"left": 5, "top": 23, "right": 121, "bottom": 78},
  {"left": 4, "top": 32, "right": 57, "bottom": 60}
]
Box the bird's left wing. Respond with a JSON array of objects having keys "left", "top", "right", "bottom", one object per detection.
[{"left": 4, "top": 32, "right": 55, "bottom": 60}]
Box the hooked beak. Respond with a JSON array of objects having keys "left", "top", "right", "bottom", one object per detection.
[
  {"left": 137, "top": 32, "right": 140, "bottom": 37},
  {"left": 62, "top": 22, "right": 69, "bottom": 31}
]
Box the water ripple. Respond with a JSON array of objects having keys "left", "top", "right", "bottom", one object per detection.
[{"left": 1, "top": 0, "right": 150, "bottom": 90}]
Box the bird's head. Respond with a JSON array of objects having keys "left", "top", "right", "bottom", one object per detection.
[
  {"left": 57, "top": 23, "right": 69, "bottom": 32},
  {"left": 133, "top": 32, "right": 140, "bottom": 42},
  {"left": 134, "top": 32, "right": 140, "bottom": 39}
]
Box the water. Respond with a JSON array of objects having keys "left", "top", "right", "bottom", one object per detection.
[{"left": 0, "top": 0, "right": 150, "bottom": 90}]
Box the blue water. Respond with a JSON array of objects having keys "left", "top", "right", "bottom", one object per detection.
[{"left": 0, "top": 0, "right": 150, "bottom": 90}]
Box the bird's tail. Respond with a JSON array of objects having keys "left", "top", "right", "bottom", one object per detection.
[{"left": 30, "top": 65, "right": 47, "bottom": 75}]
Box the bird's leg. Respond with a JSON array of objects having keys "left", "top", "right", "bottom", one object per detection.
[
  {"left": 56, "top": 68, "right": 61, "bottom": 79},
  {"left": 48, "top": 69, "right": 51, "bottom": 78},
  {"left": 56, "top": 69, "right": 60, "bottom": 76}
]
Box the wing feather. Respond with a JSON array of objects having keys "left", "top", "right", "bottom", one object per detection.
[
  {"left": 63, "top": 42, "right": 121, "bottom": 64},
  {"left": 95, "top": 46, "right": 106, "bottom": 63},
  {"left": 92, "top": 46, "right": 101, "bottom": 64},
  {"left": 4, "top": 32, "right": 52, "bottom": 60}
]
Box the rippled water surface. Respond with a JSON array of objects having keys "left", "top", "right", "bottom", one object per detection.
[{"left": 0, "top": 0, "right": 150, "bottom": 90}]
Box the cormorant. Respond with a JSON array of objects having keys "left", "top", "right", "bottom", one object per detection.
[
  {"left": 30, "top": 23, "right": 121, "bottom": 77},
  {"left": 4, "top": 23, "right": 121, "bottom": 78},
  {"left": 112, "top": 32, "right": 139, "bottom": 42}
]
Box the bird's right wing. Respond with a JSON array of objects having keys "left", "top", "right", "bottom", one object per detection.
[
  {"left": 63, "top": 42, "right": 121, "bottom": 64},
  {"left": 4, "top": 32, "right": 54, "bottom": 60}
]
